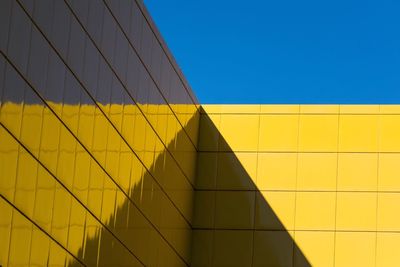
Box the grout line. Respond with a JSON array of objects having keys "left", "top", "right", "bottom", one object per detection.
[
  {"left": 291, "top": 110, "right": 301, "bottom": 267},
  {"left": 192, "top": 228, "right": 400, "bottom": 233},
  {"left": 195, "top": 188, "right": 400, "bottom": 193},
  {"left": 198, "top": 150, "right": 400, "bottom": 154},
  {"left": 333, "top": 108, "right": 341, "bottom": 267},
  {"left": 374, "top": 107, "right": 381, "bottom": 267},
  {"left": 201, "top": 112, "right": 398, "bottom": 115}
]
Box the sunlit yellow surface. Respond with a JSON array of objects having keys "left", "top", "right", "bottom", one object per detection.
[{"left": 192, "top": 104, "right": 400, "bottom": 267}]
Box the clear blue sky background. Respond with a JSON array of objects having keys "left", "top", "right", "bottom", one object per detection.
[{"left": 144, "top": 0, "right": 400, "bottom": 104}]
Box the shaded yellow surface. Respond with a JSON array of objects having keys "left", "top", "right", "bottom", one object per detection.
[{"left": 0, "top": 99, "right": 198, "bottom": 266}]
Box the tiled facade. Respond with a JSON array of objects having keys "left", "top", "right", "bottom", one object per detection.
[
  {"left": 2, "top": 1, "right": 400, "bottom": 267},
  {"left": 0, "top": 0, "right": 199, "bottom": 266},
  {"left": 193, "top": 105, "right": 400, "bottom": 267}
]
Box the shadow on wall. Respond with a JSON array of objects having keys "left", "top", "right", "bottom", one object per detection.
[
  {"left": 64, "top": 107, "right": 311, "bottom": 267},
  {"left": 64, "top": 111, "right": 201, "bottom": 267},
  {"left": 191, "top": 109, "right": 311, "bottom": 267},
  {"left": 0, "top": 52, "right": 198, "bottom": 266},
  {"left": 0, "top": 52, "right": 309, "bottom": 266}
]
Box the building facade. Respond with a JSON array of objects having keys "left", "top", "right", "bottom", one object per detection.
[
  {"left": 1, "top": 0, "right": 199, "bottom": 266},
  {"left": 1, "top": 1, "right": 400, "bottom": 266},
  {"left": 193, "top": 105, "right": 400, "bottom": 267}
]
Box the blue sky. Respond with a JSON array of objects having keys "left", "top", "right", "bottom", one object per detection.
[{"left": 144, "top": 0, "right": 400, "bottom": 104}]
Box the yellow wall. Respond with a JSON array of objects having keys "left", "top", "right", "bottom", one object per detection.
[
  {"left": 192, "top": 104, "right": 400, "bottom": 267},
  {"left": 2, "top": 95, "right": 400, "bottom": 267}
]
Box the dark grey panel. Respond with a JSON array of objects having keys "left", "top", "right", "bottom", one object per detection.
[
  {"left": 83, "top": 39, "right": 100, "bottom": 95},
  {"left": 3, "top": 61, "right": 27, "bottom": 103},
  {"left": 45, "top": 50, "right": 66, "bottom": 103},
  {"left": 103, "top": 0, "right": 118, "bottom": 21},
  {"left": 51, "top": 0, "right": 71, "bottom": 59},
  {"left": 24, "top": 79, "right": 42, "bottom": 105},
  {"left": 0, "top": 0, "right": 13, "bottom": 52},
  {"left": 19, "top": 0, "right": 34, "bottom": 15},
  {"left": 140, "top": 22, "right": 152, "bottom": 68},
  {"left": 96, "top": 59, "right": 112, "bottom": 104},
  {"left": 100, "top": 6, "right": 117, "bottom": 64},
  {"left": 110, "top": 76, "right": 125, "bottom": 105},
  {"left": 68, "top": 0, "right": 89, "bottom": 27},
  {"left": 113, "top": 29, "right": 129, "bottom": 84},
  {"left": 150, "top": 37, "right": 162, "bottom": 84},
  {"left": 63, "top": 70, "right": 83, "bottom": 104},
  {"left": 7, "top": 2, "right": 32, "bottom": 74},
  {"left": 126, "top": 49, "right": 140, "bottom": 100},
  {"left": 33, "top": 0, "right": 55, "bottom": 36},
  {"left": 148, "top": 81, "right": 164, "bottom": 105},
  {"left": 87, "top": 0, "right": 105, "bottom": 45},
  {"left": 159, "top": 54, "right": 172, "bottom": 100},
  {"left": 0, "top": 56, "right": 6, "bottom": 103},
  {"left": 129, "top": 3, "right": 143, "bottom": 50},
  {"left": 27, "top": 27, "right": 50, "bottom": 94},
  {"left": 137, "top": 66, "right": 149, "bottom": 104},
  {"left": 117, "top": 0, "right": 132, "bottom": 33},
  {"left": 67, "top": 18, "right": 86, "bottom": 77}
]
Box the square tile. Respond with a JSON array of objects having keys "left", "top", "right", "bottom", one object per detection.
[
  {"left": 377, "top": 193, "right": 400, "bottom": 231},
  {"left": 198, "top": 114, "right": 220, "bottom": 151},
  {"left": 339, "top": 115, "right": 379, "bottom": 152},
  {"left": 294, "top": 231, "right": 334, "bottom": 267},
  {"left": 336, "top": 192, "right": 377, "bottom": 231},
  {"left": 193, "top": 191, "right": 215, "bottom": 228},
  {"left": 337, "top": 153, "right": 378, "bottom": 191},
  {"left": 295, "top": 192, "right": 336, "bottom": 231},
  {"left": 213, "top": 230, "right": 253, "bottom": 267},
  {"left": 257, "top": 153, "right": 297, "bottom": 190},
  {"left": 253, "top": 230, "right": 294, "bottom": 267},
  {"left": 217, "top": 152, "right": 257, "bottom": 190},
  {"left": 376, "top": 232, "right": 400, "bottom": 267},
  {"left": 297, "top": 153, "right": 337, "bottom": 191},
  {"left": 195, "top": 152, "right": 217, "bottom": 189},
  {"left": 219, "top": 114, "right": 259, "bottom": 151},
  {"left": 380, "top": 115, "right": 400, "bottom": 152},
  {"left": 255, "top": 191, "right": 295, "bottom": 230},
  {"left": 378, "top": 154, "right": 400, "bottom": 191},
  {"left": 298, "top": 115, "right": 338, "bottom": 152},
  {"left": 334, "top": 232, "right": 376, "bottom": 267},
  {"left": 191, "top": 230, "right": 213, "bottom": 267},
  {"left": 215, "top": 191, "right": 255, "bottom": 229},
  {"left": 259, "top": 114, "right": 299, "bottom": 151}
]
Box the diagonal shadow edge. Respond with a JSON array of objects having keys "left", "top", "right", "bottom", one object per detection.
[
  {"left": 0, "top": 53, "right": 200, "bottom": 266},
  {"left": 190, "top": 107, "right": 311, "bottom": 267},
  {"left": 1, "top": 50, "right": 310, "bottom": 265}
]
